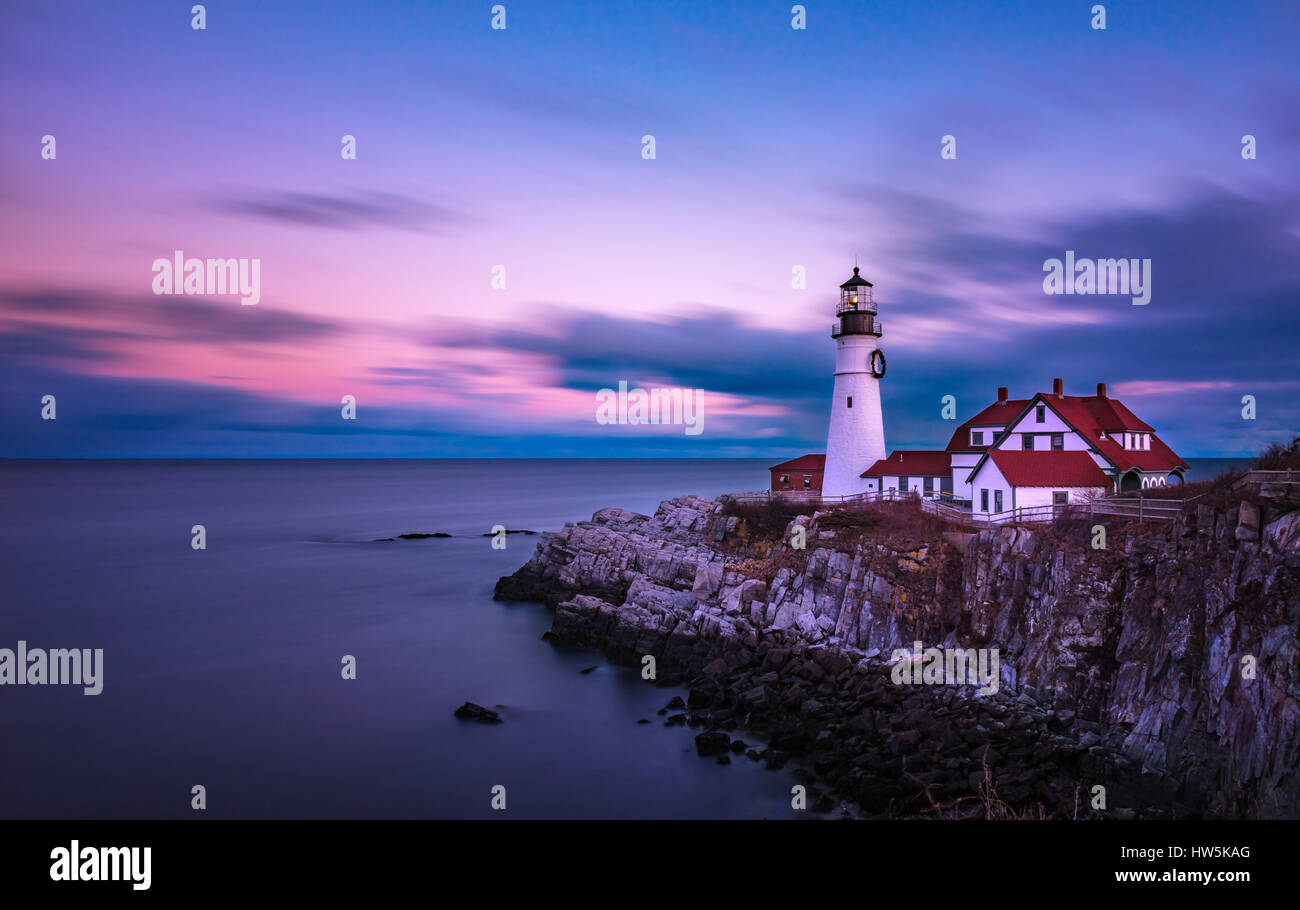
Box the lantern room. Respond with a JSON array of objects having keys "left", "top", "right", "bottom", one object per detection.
[{"left": 838, "top": 266, "right": 875, "bottom": 314}]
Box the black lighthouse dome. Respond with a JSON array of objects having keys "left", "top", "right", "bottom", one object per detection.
[{"left": 840, "top": 266, "right": 873, "bottom": 289}]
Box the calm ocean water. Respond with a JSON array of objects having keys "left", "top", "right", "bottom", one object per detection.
[
  {"left": 0, "top": 457, "right": 1244, "bottom": 819},
  {"left": 0, "top": 458, "right": 801, "bottom": 819}
]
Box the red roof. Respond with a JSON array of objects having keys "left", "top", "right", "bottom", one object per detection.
[
  {"left": 862, "top": 450, "right": 951, "bottom": 477},
  {"left": 1082, "top": 396, "right": 1152, "bottom": 432},
  {"left": 985, "top": 450, "right": 1111, "bottom": 487},
  {"left": 942, "top": 382, "right": 1184, "bottom": 480},
  {"left": 945, "top": 400, "right": 1029, "bottom": 452},
  {"left": 770, "top": 454, "right": 825, "bottom": 472},
  {"left": 1039, "top": 394, "right": 1183, "bottom": 472},
  {"left": 1094, "top": 434, "right": 1185, "bottom": 472}
]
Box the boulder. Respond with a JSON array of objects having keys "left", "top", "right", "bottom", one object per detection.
[{"left": 695, "top": 731, "right": 731, "bottom": 757}]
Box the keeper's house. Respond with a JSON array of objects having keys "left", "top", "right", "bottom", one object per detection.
[{"left": 864, "top": 378, "right": 1187, "bottom": 517}]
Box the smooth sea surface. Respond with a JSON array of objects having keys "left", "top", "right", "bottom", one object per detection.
[
  {"left": 0, "top": 457, "right": 1244, "bottom": 819},
  {"left": 0, "top": 458, "right": 804, "bottom": 819}
]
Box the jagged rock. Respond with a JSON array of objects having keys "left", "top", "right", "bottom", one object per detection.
[
  {"left": 1236, "top": 501, "right": 1260, "bottom": 540},
  {"left": 495, "top": 493, "right": 1300, "bottom": 819}
]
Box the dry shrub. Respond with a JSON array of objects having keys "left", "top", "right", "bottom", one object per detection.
[
  {"left": 1255, "top": 437, "right": 1300, "bottom": 471},
  {"left": 907, "top": 748, "right": 1054, "bottom": 820},
  {"left": 718, "top": 499, "right": 809, "bottom": 543}
]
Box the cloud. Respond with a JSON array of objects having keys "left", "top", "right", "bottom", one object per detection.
[
  {"left": 206, "top": 188, "right": 474, "bottom": 234},
  {"left": 434, "top": 307, "right": 827, "bottom": 399},
  {"left": 0, "top": 287, "right": 347, "bottom": 353},
  {"left": 4, "top": 183, "right": 1296, "bottom": 458},
  {"left": 417, "top": 60, "right": 658, "bottom": 129}
]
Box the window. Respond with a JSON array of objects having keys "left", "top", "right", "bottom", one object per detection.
[
  {"left": 847, "top": 396, "right": 852, "bottom": 408},
  {"left": 980, "top": 489, "right": 989, "bottom": 512},
  {"left": 924, "top": 476, "right": 933, "bottom": 493},
  {"left": 971, "top": 430, "right": 984, "bottom": 446},
  {"left": 779, "top": 474, "right": 790, "bottom": 489},
  {"left": 1035, "top": 404, "right": 1046, "bottom": 423},
  {"left": 1051, "top": 433, "right": 1064, "bottom": 451},
  {"left": 993, "top": 490, "right": 1003, "bottom": 513},
  {"left": 1022, "top": 434, "right": 1034, "bottom": 450},
  {"left": 1144, "top": 434, "right": 1150, "bottom": 450},
  {"left": 803, "top": 475, "right": 811, "bottom": 489},
  {"left": 1053, "top": 491, "right": 1069, "bottom": 507},
  {"left": 899, "top": 475, "right": 910, "bottom": 492}
]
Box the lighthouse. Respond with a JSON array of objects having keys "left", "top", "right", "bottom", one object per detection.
[{"left": 821, "top": 266, "right": 887, "bottom": 497}]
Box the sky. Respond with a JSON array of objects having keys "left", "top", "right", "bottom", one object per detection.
[{"left": 1, "top": 0, "right": 1297, "bottom": 458}]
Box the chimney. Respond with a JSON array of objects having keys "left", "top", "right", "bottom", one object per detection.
[
  {"left": 1096, "top": 382, "right": 1107, "bottom": 398},
  {"left": 1053, "top": 377, "right": 1064, "bottom": 397},
  {"left": 997, "top": 386, "right": 1008, "bottom": 403}
]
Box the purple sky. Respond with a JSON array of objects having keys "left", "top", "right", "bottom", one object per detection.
[{"left": 2, "top": 0, "right": 1298, "bottom": 457}]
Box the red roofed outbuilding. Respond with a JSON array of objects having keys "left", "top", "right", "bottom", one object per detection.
[
  {"left": 861, "top": 450, "right": 953, "bottom": 498},
  {"left": 770, "top": 454, "right": 825, "bottom": 492}
]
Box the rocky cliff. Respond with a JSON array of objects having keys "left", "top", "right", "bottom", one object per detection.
[{"left": 495, "top": 494, "right": 1300, "bottom": 818}]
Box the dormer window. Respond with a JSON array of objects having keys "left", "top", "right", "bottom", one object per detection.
[{"left": 971, "top": 430, "right": 984, "bottom": 446}]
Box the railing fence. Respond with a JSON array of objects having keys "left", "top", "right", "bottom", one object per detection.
[{"left": 727, "top": 488, "right": 1183, "bottom": 529}]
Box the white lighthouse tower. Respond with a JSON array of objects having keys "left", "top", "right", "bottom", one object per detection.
[{"left": 821, "top": 266, "right": 887, "bottom": 497}]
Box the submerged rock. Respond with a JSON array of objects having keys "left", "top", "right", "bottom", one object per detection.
[{"left": 454, "top": 702, "right": 502, "bottom": 724}]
